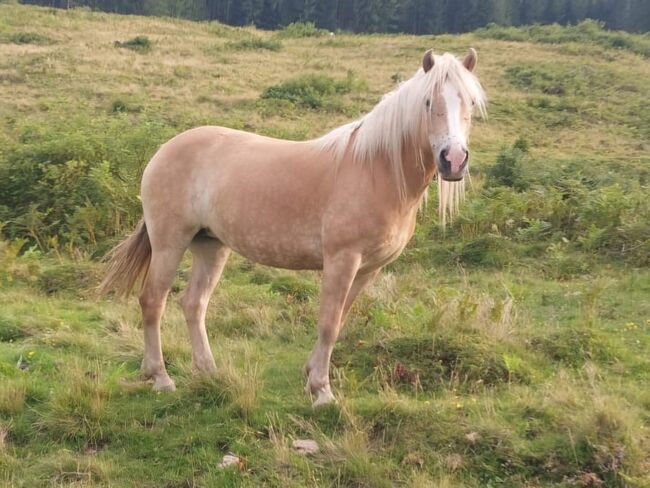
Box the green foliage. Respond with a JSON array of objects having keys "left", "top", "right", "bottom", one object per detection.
[
  {"left": 227, "top": 36, "right": 282, "bottom": 51},
  {"left": 17, "top": 0, "right": 650, "bottom": 34},
  {"left": 113, "top": 35, "right": 151, "bottom": 52},
  {"left": 110, "top": 99, "right": 142, "bottom": 114},
  {"left": 276, "top": 21, "right": 329, "bottom": 38},
  {"left": 531, "top": 327, "right": 613, "bottom": 366},
  {"left": 7, "top": 31, "right": 50, "bottom": 44},
  {"left": 0, "top": 318, "right": 28, "bottom": 342},
  {"left": 0, "top": 115, "right": 174, "bottom": 252},
  {"left": 477, "top": 20, "right": 650, "bottom": 57},
  {"left": 270, "top": 275, "right": 317, "bottom": 302},
  {"left": 37, "top": 263, "right": 100, "bottom": 295},
  {"left": 485, "top": 142, "right": 530, "bottom": 191},
  {"left": 260, "top": 71, "right": 362, "bottom": 110}
]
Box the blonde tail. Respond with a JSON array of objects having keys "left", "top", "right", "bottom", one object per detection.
[{"left": 99, "top": 220, "right": 151, "bottom": 297}]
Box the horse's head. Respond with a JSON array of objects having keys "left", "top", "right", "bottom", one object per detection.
[{"left": 421, "top": 49, "right": 483, "bottom": 182}]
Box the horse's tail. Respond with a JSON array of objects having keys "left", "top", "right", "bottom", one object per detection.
[{"left": 99, "top": 219, "right": 151, "bottom": 297}]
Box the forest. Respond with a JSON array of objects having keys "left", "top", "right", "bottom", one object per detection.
[{"left": 19, "top": 0, "right": 650, "bottom": 34}]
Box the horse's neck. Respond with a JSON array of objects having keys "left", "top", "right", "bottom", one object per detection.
[{"left": 400, "top": 140, "right": 437, "bottom": 205}]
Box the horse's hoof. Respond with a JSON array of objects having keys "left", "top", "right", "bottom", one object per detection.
[
  {"left": 152, "top": 375, "right": 176, "bottom": 392},
  {"left": 312, "top": 386, "right": 336, "bottom": 408}
]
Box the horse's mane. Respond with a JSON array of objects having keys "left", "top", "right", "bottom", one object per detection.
[{"left": 314, "top": 53, "right": 486, "bottom": 204}]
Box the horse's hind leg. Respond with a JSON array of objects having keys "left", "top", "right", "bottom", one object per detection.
[
  {"left": 181, "top": 237, "right": 231, "bottom": 374},
  {"left": 139, "top": 244, "right": 187, "bottom": 392}
]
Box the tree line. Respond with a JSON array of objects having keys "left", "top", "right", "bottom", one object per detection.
[{"left": 20, "top": 0, "right": 650, "bottom": 34}]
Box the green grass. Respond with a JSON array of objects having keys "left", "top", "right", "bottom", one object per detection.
[{"left": 0, "top": 4, "right": 649, "bottom": 487}]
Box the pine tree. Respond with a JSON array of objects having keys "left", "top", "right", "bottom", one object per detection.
[
  {"left": 257, "top": 0, "right": 281, "bottom": 29},
  {"left": 314, "top": 0, "right": 338, "bottom": 30}
]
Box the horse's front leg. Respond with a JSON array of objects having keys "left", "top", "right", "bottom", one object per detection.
[{"left": 306, "top": 252, "right": 361, "bottom": 407}]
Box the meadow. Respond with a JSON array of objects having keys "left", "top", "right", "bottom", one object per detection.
[{"left": 0, "top": 4, "right": 649, "bottom": 487}]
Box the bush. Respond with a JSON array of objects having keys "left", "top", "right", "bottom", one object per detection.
[
  {"left": 0, "top": 319, "right": 29, "bottom": 342},
  {"left": 227, "top": 37, "right": 282, "bottom": 51},
  {"left": 260, "top": 71, "right": 362, "bottom": 110},
  {"left": 276, "top": 22, "right": 328, "bottom": 38},
  {"left": 476, "top": 20, "right": 650, "bottom": 58},
  {"left": 455, "top": 234, "right": 516, "bottom": 267},
  {"left": 37, "top": 263, "right": 101, "bottom": 295},
  {"left": 0, "top": 115, "right": 174, "bottom": 252},
  {"left": 7, "top": 32, "right": 50, "bottom": 44},
  {"left": 485, "top": 141, "right": 530, "bottom": 190},
  {"left": 110, "top": 99, "right": 141, "bottom": 114},
  {"left": 113, "top": 36, "right": 151, "bottom": 52}
]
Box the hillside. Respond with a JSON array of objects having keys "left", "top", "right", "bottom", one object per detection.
[{"left": 0, "top": 4, "right": 649, "bottom": 487}]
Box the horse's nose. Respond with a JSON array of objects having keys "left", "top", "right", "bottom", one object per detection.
[
  {"left": 437, "top": 146, "right": 469, "bottom": 181},
  {"left": 442, "top": 147, "right": 468, "bottom": 173}
]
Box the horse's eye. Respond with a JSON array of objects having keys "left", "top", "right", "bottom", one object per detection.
[{"left": 425, "top": 99, "right": 430, "bottom": 108}]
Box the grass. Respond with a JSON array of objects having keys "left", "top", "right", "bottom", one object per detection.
[{"left": 0, "top": 3, "right": 649, "bottom": 487}]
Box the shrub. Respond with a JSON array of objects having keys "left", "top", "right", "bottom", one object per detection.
[
  {"left": 260, "top": 71, "right": 362, "bottom": 110},
  {"left": 476, "top": 20, "right": 650, "bottom": 58},
  {"left": 110, "top": 99, "right": 141, "bottom": 114},
  {"left": 276, "top": 22, "right": 328, "bottom": 39},
  {"left": 227, "top": 37, "right": 282, "bottom": 51},
  {"left": 113, "top": 36, "right": 151, "bottom": 52},
  {"left": 37, "top": 263, "right": 101, "bottom": 295},
  {"left": 0, "top": 115, "right": 174, "bottom": 252},
  {"left": 0, "top": 319, "right": 29, "bottom": 342},
  {"left": 455, "top": 234, "right": 516, "bottom": 267},
  {"left": 7, "top": 32, "right": 49, "bottom": 44},
  {"left": 485, "top": 142, "right": 529, "bottom": 190}
]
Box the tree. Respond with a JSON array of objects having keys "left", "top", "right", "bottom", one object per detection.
[
  {"left": 314, "top": 0, "right": 338, "bottom": 30},
  {"left": 257, "top": 0, "right": 281, "bottom": 29}
]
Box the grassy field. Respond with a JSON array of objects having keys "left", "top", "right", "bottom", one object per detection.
[{"left": 1, "top": 4, "right": 649, "bottom": 487}]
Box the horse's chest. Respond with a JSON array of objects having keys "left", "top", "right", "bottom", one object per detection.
[{"left": 362, "top": 216, "right": 416, "bottom": 269}]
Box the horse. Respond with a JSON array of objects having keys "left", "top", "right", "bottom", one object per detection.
[{"left": 100, "top": 48, "right": 486, "bottom": 407}]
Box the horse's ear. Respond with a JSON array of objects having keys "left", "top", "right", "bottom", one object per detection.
[
  {"left": 463, "top": 48, "right": 478, "bottom": 72},
  {"left": 422, "top": 49, "right": 435, "bottom": 73}
]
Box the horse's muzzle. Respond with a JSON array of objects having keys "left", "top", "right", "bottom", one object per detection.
[{"left": 437, "top": 148, "right": 468, "bottom": 181}]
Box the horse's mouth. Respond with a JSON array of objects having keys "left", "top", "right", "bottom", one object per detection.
[{"left": 440, "top": 175, "right": 464, "bottom": 182}]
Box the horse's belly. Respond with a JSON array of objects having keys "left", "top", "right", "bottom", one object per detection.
[{"left": 220, "top": 230, "right": 323, "bottom": 270}]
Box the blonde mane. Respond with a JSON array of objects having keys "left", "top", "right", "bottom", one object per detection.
[{"left": 315, "top": 52, "right": 486, "bottom": 223}]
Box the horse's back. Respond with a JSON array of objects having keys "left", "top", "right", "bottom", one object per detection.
[{"left": 139, "top": 125, "right": 334, "bottom": 269}]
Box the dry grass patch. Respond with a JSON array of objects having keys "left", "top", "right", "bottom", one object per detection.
[
  {"left": 186, "top": 342, "right": 263, "bottom": 419},
  {"left": 0, "top": 381, "right": 26, "bottom": 416}
]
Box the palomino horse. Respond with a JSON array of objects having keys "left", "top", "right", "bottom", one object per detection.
[{"left": 101, "top": 49, "right": 486, "bottom": 407}]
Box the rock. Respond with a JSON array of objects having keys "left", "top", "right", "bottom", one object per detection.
[
  {"left": 465, "top": 431, "right": 481, "bottom": 444},
  {"left": 16, "top": 355, "right": 29, "bottom": 371},
  {"left": 292, "top": 439, "right": 319, "bottom": 455},
  {"left": 218, "top": 454, "right": 245, "bottom": 470}
]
